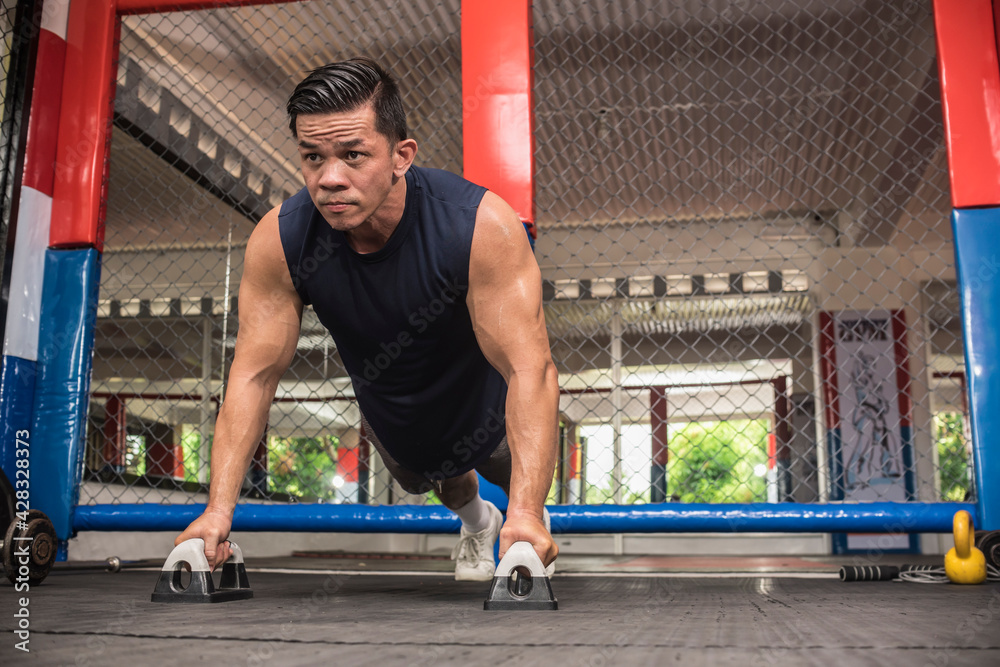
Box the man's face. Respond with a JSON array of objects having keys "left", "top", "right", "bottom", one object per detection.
[{"left": 295, "top": 105, "right": 401, "bottom": 232}]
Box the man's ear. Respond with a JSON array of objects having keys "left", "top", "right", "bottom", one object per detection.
[{"left": 393, "top": 138, "right": 418, "bottom": 176}]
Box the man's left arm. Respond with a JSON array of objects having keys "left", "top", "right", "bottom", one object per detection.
[{"left": 467, "top": 191, "right": 560, "bottom": 566}]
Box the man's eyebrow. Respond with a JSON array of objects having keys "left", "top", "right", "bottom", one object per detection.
[{"left": 297, "top": 138, "right": 365, "bottom": 150}]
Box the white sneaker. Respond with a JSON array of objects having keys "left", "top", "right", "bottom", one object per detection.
[
  {"left": 452, "top": 501, "right": 502, "bottom": 581},
  {"left": 543, "top": 508, "right": 555, "bottom": 578}
]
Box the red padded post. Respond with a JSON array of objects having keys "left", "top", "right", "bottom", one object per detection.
[
  {"left": 933, "top": 0, "right": 1000, "bottom": 208},
  {"left": 461, "top": 0, "right": 535, "bottom": 235},
  {"left": 50, "top": 0, "right": 118, "bottom": 249},
  {"left": 117, "top": 0, "right": 294, "bottom": 14}
]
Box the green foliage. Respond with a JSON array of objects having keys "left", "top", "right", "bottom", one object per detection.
[
  {"left": 580, "top": 419, "right": 769, "bottom": 504},
  {"left": 180, "top": 426, "right": 204, "bottom": 484},
  {"left": 934, "top": 412, "right": 971, "bottom": 502},
  {"left": 665, "top": 419, "right": 769, "bottom": 503},
  {"left": 268, "top": 435, "right": 340, "bottom": 501},
  {"left": 624, "top": 488, "right": 651, "bottom": 504},
  {"left": 547, "top": 476, "right": 560, "bottom": 505},
  {"left": 124, "top": 434, "right": 146, "bottom": 477},
  {"left": 583, "top": 480, "right": 651, "bottom": 504},
  {"left": 179, "top": 429, "right": 345, "bottom": 499},
  {"left": 179, "top": 414, "right": 973, "bottom": 506}
]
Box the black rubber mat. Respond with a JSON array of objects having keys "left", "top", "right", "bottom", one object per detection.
[{"left": 3, "top": 570, "right": 999, "bottom": 665}]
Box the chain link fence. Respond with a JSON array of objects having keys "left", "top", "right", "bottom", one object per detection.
[
  {"left": 82, "top": 0, "right": 971, "bottom": 516},
  {"left": 0, "top": 1, "right": 14, "bottom": 228},
  {"left": 0, "top": 0, "right": 33, "bottom": 298}
]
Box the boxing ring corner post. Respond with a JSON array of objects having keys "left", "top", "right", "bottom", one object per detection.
[
  {"left": 20, "top": 0, "right": 308, "bottom": 557},
  {"left": 951, "top": 207, "right": 1000, "bottom": 532},
  {"left": 20, "top": 0, "right": 117, "bottom": 559},
  {"left": 934, "top": 0, "right": 1000, "bottom": 530}
]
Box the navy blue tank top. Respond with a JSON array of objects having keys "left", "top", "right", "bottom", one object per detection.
[{"left": 278, "top": 166, "right": 508, "bottom": 478}]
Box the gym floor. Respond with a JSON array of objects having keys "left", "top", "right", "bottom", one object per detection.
[{"left": 4, "top": 553, "right": 999, "bottom": 666}]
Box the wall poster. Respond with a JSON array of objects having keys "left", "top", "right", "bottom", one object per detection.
[{"left": 819, "top": 309, "right": 917, "bottom": 553}]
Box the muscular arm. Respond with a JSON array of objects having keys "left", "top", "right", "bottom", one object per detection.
[
  {"left": 176, "top": 207, "right": 303, "bottom": 566},
  {"left": 467, "top": 192, "right": 560, "bottom": 564}
]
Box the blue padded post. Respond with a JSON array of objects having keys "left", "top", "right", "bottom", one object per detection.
[
  {"left": 477, "top": 472, "right": 508, "bottom": 510},
  {"left": 74, "top": 501, "right": 973, "bottom": 534},
  {"left": 0, "top": 356, "right": 37, "bottom": 484},
  {"left": 31, "top": 249, "right": 101, "bottom": 547},
  {"left": 953, "top": 207, "right": 1000, "bottom": 530}
]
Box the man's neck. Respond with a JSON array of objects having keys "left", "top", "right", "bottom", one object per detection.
[{"left": 345, "top": 176, "right": 408, "bottom": 254}]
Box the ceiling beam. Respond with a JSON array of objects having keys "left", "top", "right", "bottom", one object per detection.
[
  {"left": 114, "top": 56, "right": 287, "bottom": 223},
  {"left": 856, "top": 62, "right": 943, "bottom": 246}
]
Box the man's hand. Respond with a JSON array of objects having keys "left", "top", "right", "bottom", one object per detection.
[
  {"left": 499, "top": 511, "right": 558, "bottom": 567},
  {"left": 168, "top": 207, "right": 302, "bottom": 574},
  {"left": 175, "top": 508, "right": 234, "bottom": 571},
  {"left": 467, "top": 192, "right": 560, "bottom": 570}
]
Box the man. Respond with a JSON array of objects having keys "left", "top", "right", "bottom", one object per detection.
[{"left": 176, "top": 58, "right": 560, "bottom": 581}]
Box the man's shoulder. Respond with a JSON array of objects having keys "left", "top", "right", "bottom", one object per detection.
[
  {"left": 410, "top": 165, "right": 487, "bottom": 208},
  {"left": 278, "top": 186, "right": 314, "bottom": 219}
]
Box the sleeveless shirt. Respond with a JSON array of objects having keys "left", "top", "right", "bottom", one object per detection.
[{"left": 278, "top": 166, "right": 508, "bottom": 478}]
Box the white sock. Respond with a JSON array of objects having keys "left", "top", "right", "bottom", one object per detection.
[{"left": 454, "top": 496, "right": 493, "bottom": 533}]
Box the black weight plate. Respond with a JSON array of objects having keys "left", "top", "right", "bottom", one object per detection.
[
  {"left": 3, "top": 510, "right": 56, "bottom": 586},
  {"left": 975, "top": 530, "right": 1000, "bottom": 570},
  {"left": 0, "top": 467, "right": 15, "bottom": 533},
  {"left": 24, "top": 517, "right": 56, "bottom": 570},
  {"left": 2, "top": 517, "right": 17, "bottom": 585}
]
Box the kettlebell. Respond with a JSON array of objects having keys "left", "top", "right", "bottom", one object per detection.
[{"left": 944, "top": 510, "right": 987, "bottom": 584}]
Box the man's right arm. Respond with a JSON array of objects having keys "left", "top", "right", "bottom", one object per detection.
[{"left": 174, "top": 207, "right": 303, "bottom": 568}]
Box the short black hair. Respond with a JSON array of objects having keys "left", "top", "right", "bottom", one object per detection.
[{"left": 286, "top": 57, "right": 408, "bottom": 143}]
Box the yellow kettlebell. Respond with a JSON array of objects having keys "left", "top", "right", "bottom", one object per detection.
[{"left": 944, "top": 510, "right": 987, "bottom": 584}]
